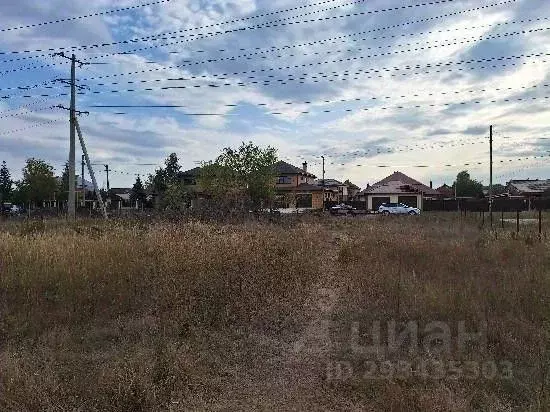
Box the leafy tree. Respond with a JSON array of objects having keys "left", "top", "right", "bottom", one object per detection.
[
  {"left": 15, "top": 158, "right": 58, "bottom": 206},
  {"left": 454, "top": 170, "right": 484, "bottom": 198},
  {"left": 0, "top": 161, "right": 13, "bottom": 203},
  {"left": 164, "top": 153, "right": 181, "bottom": 184},
  {"left": 130, "top": 176, "right": 147, "bottom": 206},
  {"left": 199, "top": 141, "right": 278, "bottom": 207},
  {"left": 163, "top": 181, "right": 193, "bottom": 211},
  {"left": 145, "top": 153, "right": 181, "bottom": 195}
]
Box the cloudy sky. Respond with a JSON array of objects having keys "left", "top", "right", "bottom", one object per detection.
[{"left": 0, "top": 0, "right": 549, "bottom": 189}]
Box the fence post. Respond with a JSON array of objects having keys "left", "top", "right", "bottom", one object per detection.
[
  {"left": 516, "top": 210, "right": 520, "bottom": 233},
  {"left": 539, "top": 209, "right": 542, "bottom": 241},
  {"left": 501, "top": 210, "right": 504, "bottom": 229},
  {"left": 482, "top": 211, "right": 484, "bottom": 226}
]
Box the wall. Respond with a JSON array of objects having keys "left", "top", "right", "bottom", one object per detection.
[{"left": 312, "top": 192, "right": 323, "bottom": 209}]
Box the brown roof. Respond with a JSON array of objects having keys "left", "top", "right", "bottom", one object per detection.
[
  {"left": 369, "top": 171, "right": 439, "bottom": 195},
  {"left": 274, "top": 160, "right": 316, "bottom": 178},
  {"left": 362, "top": 180, "right": 424, "bottom": 195}
]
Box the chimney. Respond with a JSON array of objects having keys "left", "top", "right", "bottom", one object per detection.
[
  {"left": 302, "top": 161, "right": 307, "bottom": 172},
  {"left": 430, "top": 181, "right": 433, "bottom": 189}
]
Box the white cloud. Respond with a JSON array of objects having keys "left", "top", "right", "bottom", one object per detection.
[{"left": 0, "top": 0, "right": 549, "bottom": 188}]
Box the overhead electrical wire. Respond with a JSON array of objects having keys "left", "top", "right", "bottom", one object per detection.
[
  {"left": 0, "top": 0, "right": 173, "bottom": 33},
  {"left": 68, "top": 29, "right": 548, "bottom": 93},
  {"left": 3, "top": 52, "right": 548, "bottom": 102},
  {"left": 80, "top": 19, "right": 545, "bottom": 66},
  {"left": 0, "top": 0, "right": 519, "bottom": 84},
  {"left": 0, "top": 118, "right": 62, "bottom": 136},
  {"left": 5, "top": 12, "right": 539, "bottom": 64},
  {"left": 0, "top": 104, "right": 57, "bottom": 120},
  {"left": 0, "top": 0, "right": 509, "bottom": 57}
]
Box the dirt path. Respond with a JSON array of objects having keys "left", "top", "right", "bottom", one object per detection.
[{"left": 200, "top": 240, "right": 347, "bottom": 411}]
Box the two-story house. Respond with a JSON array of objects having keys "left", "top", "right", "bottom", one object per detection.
[{"left": 273, "top": 160, "right": 323, "bottom": 209}]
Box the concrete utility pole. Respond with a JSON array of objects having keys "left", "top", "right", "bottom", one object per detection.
[
  {"left": 321, "top": 155, "right": 325, "bottom": 210},
  {"left": 68, "top": 54, "right": 76, "bottom": 219},
  {"left": 489, "top": 125, "right": 493, "bottom": 227},
  {"left": 81, "top": 154, "right": 85, "bottom": 205},
  {"left": 105, "top": 164, "right": 110, "bottom": 191},
  {"left": 53, "top": 52, "right": 89, "bottom": 219}
]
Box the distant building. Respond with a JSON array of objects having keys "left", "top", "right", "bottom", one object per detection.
[
  {"left": 315, "top": 178, "right": 348, "bottom": 203},
  {"left": 506, "top": 179, "right": 550, "bottom": 197},
  {"left": 436, "top": 183, "right": 455, "bottom": 199},
  {"left": 274, "top": 161, "right": 323, "bottom": 209},
  {"left": 357, "top": 171, "right": 440, "bottom": 210}
]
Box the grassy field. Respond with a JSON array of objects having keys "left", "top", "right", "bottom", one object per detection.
[{"left": 0, "top": 213, "right": 549, "bottom": 411}]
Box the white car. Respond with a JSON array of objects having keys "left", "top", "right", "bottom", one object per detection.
[{"left": 378, "top": 202, "right": 420, "bottom": 215}]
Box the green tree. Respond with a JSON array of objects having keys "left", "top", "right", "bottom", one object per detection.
[
  {"left": 163, "top": 181, "right": 192, "bottom": 211},
  {"left": 199, "top": 141, "right": 278, "bottom": 207},
  {"left": 17, "top": 158, "right": 58, "bottom": 206},
  {"left": 0, "top": 161, "right": 13, "bottom": 203},
  {"left": 454, "top": 170, "right": 484, "bottom": 198},
  {"left": 164, "top": 153, "right": 181, "bottom": 184},
  {"left": 130, "top": 176, "right": 147, "bottom": 206},
  {"left": 145, "top": 153, "right": 181, "bottom": 195}
]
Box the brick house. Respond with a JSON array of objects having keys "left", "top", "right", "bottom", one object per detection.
[
  {"left": 274, "top": 160, "right": 324, "bottom": 209},
  {"left": 358, "top": 171, "right": 440, "bottom": 211}
]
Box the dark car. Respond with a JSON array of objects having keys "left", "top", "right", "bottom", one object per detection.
[{"left": 330, "top": 204, "right": 356, "bottom": 215}]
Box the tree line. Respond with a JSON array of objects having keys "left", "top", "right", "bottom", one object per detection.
[{"left": 0, "top": 143, "right": 512, "bottom": 210}]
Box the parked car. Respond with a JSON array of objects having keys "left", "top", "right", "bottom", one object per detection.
[
  {"left": 10, "top": 204, "right": 22, "bottom": 215},
  {"left": 1, "top": 202, "right": 12, "bottom": 214},
  {"left": 330, "top": 204, "right": 356, "bottom": 215},
  {"left": 378, "top": 202, "right": 420, "bottom": 215}
]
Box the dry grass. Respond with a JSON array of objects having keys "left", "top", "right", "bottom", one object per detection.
[{"left": 0, "top": 214, "right": 549, "bottom": 410}]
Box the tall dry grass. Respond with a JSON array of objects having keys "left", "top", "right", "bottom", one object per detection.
[
  {"left": 329, "top": 215, "right": 550, "bottom": 410},
  {"left": 0, "top": 219, "right": 326, "bottom": 410},
  {"left": 0, "top": 214, "right": 548, "bottom": 410}
]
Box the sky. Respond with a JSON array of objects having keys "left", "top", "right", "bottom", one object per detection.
[{"left": 0, "top": 0, "right": 549, "bottom": 189}]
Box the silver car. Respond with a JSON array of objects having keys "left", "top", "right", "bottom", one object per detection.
[{"left": 378, "top": 202, "right": 420, "bottom": 215}]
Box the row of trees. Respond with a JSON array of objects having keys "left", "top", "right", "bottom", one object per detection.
[{"left": 0, "top": 158, "right": 60, "bottom": 206}]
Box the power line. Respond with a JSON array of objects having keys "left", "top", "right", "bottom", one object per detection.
[
  {"left": 0, "top": 0, "right": 496, "bottom": 57},
  {"left": 268, "top": 93, "right": 550, "bottom": 116},
  {"left": 0, "top": 0, "right": 173, "bottom": 33},
  {"left": 0, "top": 0, "right": 513, "bottom": 84},
  {"left": 80, "top": 54, "right": 550, "bottom": 97},
  {"left": 78, "top": 29, "right": 549, "bottom": 91},
  {"left": 3, "top": 52, "right": 548, "bottom": 101},
  {"left": 81, "top": 18, "right": 544, "bottom": 66},
  {"left": 0, "top": 0, "right": 366, "bottom": 55},
  {"left": 0, "top": 104, "right": 56, "bottom": 120},
  {"left": 0, "top": 118, "right": 62, "bottom": 136}
]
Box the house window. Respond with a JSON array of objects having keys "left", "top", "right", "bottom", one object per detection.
[{"left": 277, "top": 176, "right": 292, "bottom": 184}]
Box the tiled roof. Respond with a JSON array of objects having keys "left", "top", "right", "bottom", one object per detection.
[
  {"left": 508, "top": 179, "right": 550, "bottom": 194},
  {"left": 362, "top": 180, "right": 424, "bottom": 195},
  {"left": 315, "top": 178, "right": 343, "bottom": 186},
  {"left": 370, "top": 171, "right": 440, "bottom": 195},
  {"left": 274, "top": 160, "right": 316, "bottom": 177}
]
